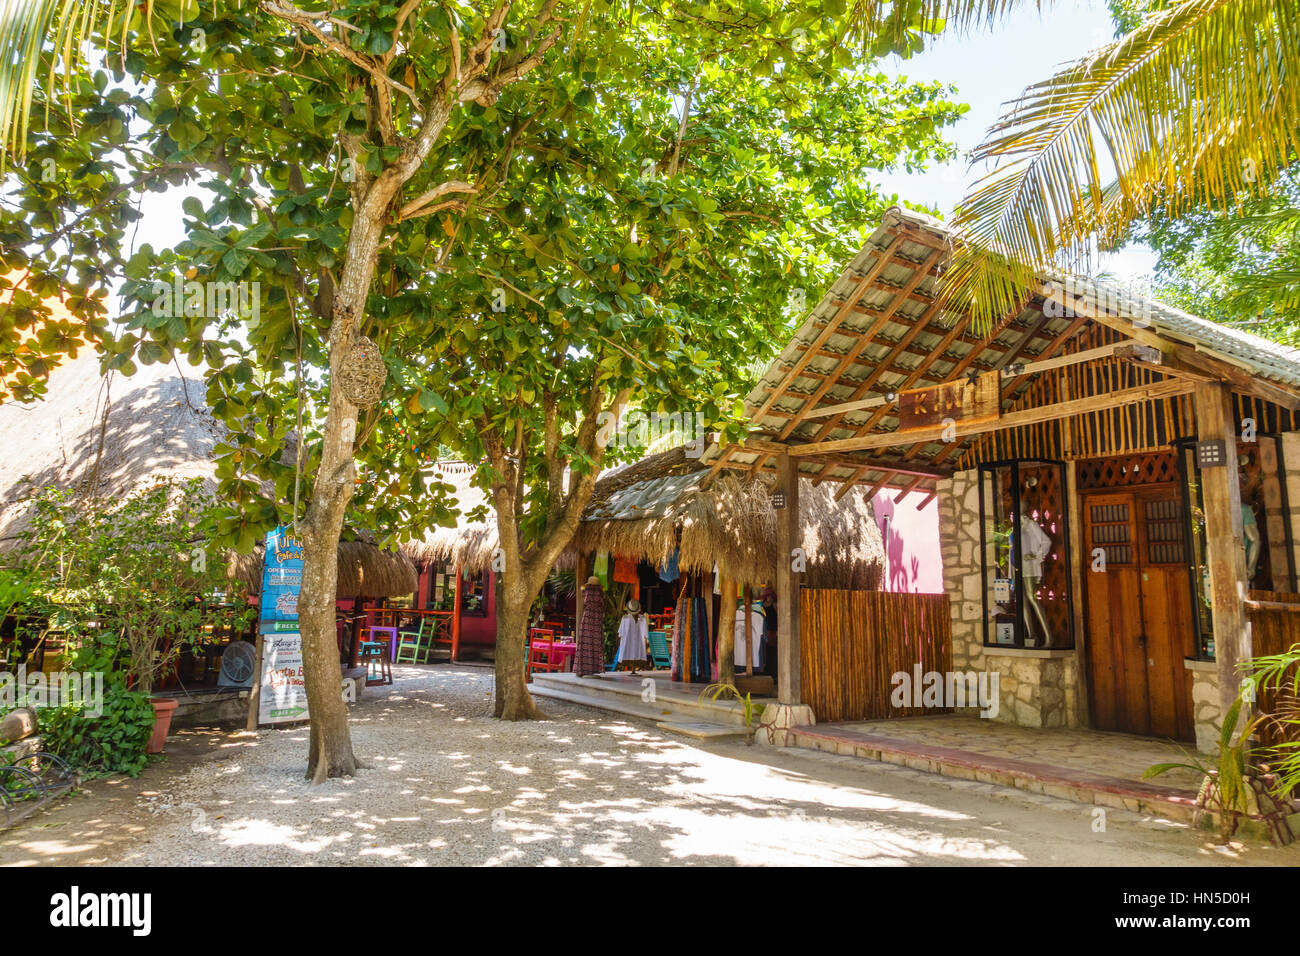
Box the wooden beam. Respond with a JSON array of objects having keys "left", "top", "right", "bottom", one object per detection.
[
  {"left": 774, "top": 452, "right": 802, "bottom": 706},
  {"left": 777, "top": 247, "right": 944, "bottom": 439},
  {"left": 749, "top": 235, "right": 906, "bottom": 426},
  {"left": 1194, "top": 382, "right": 1252, "bottom": 723},
  {"left": 789, "top": 378, "right": 1197, "bottom": 457}
]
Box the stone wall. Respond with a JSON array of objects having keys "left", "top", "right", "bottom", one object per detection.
[
  {"left": 935, "top": 468, "right": 1084, "bottom": 729},
  {"left": 1187, "top": 660, "right": 1221, "bottom": 754}
]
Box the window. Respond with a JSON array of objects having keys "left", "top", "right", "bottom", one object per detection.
[{"left": 978, "top": 459, "right": 1075, "bottom": 650}]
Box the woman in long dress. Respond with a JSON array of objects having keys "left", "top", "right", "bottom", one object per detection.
[{"left": 573, "top": 576, "right": 606, "bottom": 676}]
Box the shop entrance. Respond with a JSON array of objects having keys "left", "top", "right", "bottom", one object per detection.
[{"left": 1080, "top": 474, "right": 1196, "bottom": 740}]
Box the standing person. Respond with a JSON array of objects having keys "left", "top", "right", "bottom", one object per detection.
[
  {"left": 574, "top": 576, "right": 606, "bottom": 677},
  {"left": 615, "top": 599, "right": 650, "bottom": 674},
  {"left": 760, "top": 587, "right": 778, "bottom": 681}
]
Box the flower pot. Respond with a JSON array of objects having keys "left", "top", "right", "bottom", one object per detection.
[{"left": 147, "top": 696, "right": 180, "bottom": 754}]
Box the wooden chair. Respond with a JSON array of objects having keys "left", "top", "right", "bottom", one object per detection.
[
  {"left": 647, "top": 630, "right": 672, "bottom": 670},
  {"left": 360, "top": 641, "right": 392, "bottom": 686},
  {"left": 395, "top": 616, "right": 433, "bottom": 664},
  {"left": 525, "top": 628, "right": 561, "bottom": 682}
]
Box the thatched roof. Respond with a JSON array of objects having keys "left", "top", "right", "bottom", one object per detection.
[
  {"left": 397, "top": 461, "right": 500, "bottom": 572},
  {"left": 572, "top": 447, "right": 884, "bottom": 590},
  {"left": 0, "top": 351, "right": 415, "bottom": 598}
]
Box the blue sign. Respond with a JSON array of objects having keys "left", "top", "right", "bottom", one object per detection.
[{"left": 258, "top": 526, "right": 305, "bottom": 635}]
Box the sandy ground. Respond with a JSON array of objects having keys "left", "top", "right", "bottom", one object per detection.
[{"left": 3, "top": 663, "right": 1298, "bottom": 867}]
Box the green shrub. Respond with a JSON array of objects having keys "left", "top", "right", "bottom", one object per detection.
[{"left": 36, "top": 685, "right": 156, "bottom": 777}]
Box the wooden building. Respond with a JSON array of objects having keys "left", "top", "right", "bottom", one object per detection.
[{"left": 704, "top": 207, "right": 1300, "bottom": 751}]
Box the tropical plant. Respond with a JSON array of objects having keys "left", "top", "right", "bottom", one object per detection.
[
  {"left": 1244, "top": 646, "right": 1300, "bottom": 795},
  {"left": 15, "top": 478, "right": 247, "bottom": 696},
  {"left": 1144, "top": 696, "right": 1267, "bottom": 842},
  {"left": 848, "top": 0, "right": 1300, "bottom": 327},
  {"left": 699, "top": 681, "right": 758, "bottom": 744}
]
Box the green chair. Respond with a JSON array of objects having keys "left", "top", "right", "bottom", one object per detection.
[
  {"left": 647, "top": 630, "right": 671, "bottom": 670},
  {"left": 396, "top": 617, "right": 432, "bottom": 664}
]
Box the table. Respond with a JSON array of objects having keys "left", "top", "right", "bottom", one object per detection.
[{"left": 545, "top": 641, "right": 576, "bottom": 672}]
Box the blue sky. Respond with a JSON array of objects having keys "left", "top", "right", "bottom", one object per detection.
[{"left": 874, "top": 0, "right": 1156, "bottom": 280}]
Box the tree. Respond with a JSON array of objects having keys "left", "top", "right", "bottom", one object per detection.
[
  {"left": 846, "top": 0, "right": 1300, "bottom": 326},
  {"left": 366, "top": 14, "right": 966, "bottom": 718},
  {"left": 1, "top": 1, "right": 963, "bottom": 766}
]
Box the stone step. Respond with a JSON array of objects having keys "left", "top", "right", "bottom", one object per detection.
[
  {"left": 528, "top": 678, "right": 747, "bottom": 740},
  {"left": 529, "top": 672, "right": 754, "bottom": 728}
]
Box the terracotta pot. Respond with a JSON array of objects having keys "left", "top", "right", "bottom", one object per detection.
[{"left": 147, "top": 697, "right": 180, "bottom": 754}]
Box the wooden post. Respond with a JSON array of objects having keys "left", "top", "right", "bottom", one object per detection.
[
  {"left": 775, "top": 452, "right": 802, "bottom": 705},
  {"left": 1194, "top": 382, "right": 1252, "bottom": 722},
  {"left": 245, "top": 631, "right": 264, "bottom": 731},
  {"left": 450, "top": 561, "right": 464, "bottom": 662},
  {"left": 717, "top": 577, "right": 735, "bottom": 686}
]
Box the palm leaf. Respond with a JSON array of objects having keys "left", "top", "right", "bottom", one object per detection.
[
  {"left": 0, "top": 0, "right": 144, "bottom": 167},
  {"left": 947, "top": 0, "right": 1300, "bottom": 327}
]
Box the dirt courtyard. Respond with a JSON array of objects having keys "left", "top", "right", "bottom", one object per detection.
[{"left": 2, "top": 664, "right": 1297, "bottom": 867}]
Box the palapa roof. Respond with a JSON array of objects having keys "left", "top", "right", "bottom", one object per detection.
[
  {"left": 704, "top": 206, "right": 1300, "bottom": 504},
  {"left": 0, "top": 351, "right": 416, "bottom": 598},
  {"left": 397, "top": 461, "right": 500, "bottom": 573},
  {"left": 572, "top": 447, "right": 884, "bottom": 590}
]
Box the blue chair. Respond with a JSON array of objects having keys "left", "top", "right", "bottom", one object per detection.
[{"left": 647, "top": 630, "right": 671, "bottom": 669}]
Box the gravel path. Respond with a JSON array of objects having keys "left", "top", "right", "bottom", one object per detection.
[{"left": 8, "top": 664, "right": 1300, "bottom": 866}]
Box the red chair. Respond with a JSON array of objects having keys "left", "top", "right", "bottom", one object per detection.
[{"left": 526, "top": 628, "right": 562, "bottom": 682}]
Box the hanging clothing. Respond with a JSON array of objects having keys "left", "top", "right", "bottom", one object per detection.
[
  {"left": 670, "top": 598, "right": 685, "bottom": 681},
  {"left": 613, "top": 556, "right": 639, "bottom": 585},
  {"left": 573, "top": 583, "right": 606, "bottom": 676},
  {"left": 1019, "top": 516, "right": 1052, "bottom": 579},
  {"left": 658, "top": 549, "right": 680, "bottom": 583},
  {"left": 689, "top": 595, "right": 711, "bottom": 684},
  {"left": 615, "top": 612, "right": 649, "bottom": 669},
  {"left": 733, "top": 607, "right": 763, "bottom": 668}
]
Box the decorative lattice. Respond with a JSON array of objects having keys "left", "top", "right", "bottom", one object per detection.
[{"left": 1076, "top": 451, "right": 1179, "bottom": 490}]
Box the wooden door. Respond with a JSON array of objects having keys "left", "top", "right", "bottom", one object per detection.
[{"left": 1082, "top": 486, "right": 1196, "bottom": 740}]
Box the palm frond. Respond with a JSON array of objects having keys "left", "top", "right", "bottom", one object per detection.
[
  {"left": 0, "top": 0, "right": 140, "bottom": 166},
  {"left": 947, "top": 0, "right": 1300, "bottom": 327}
]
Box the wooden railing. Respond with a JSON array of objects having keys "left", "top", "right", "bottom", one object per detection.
[
  {"left": 800, "top": 589, "right": 952, "bottom": 723},
  {"left": 1246, "top": 590, "right": 1300, "bottom": 748}
]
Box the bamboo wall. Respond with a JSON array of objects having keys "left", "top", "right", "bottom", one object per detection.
[
  {"left": 956, "top": 324, "right": 1300, "bottom": 471},
  {"left": 1248, "top": 591, "right": 1300, "bottom": 749},
  {"left": 800, "top": 589, "right": 952, "bottom": 722}
]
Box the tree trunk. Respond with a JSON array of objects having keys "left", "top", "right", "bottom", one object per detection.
[{"left": 494, "top": 573, "right": 546, "bottom": 720}]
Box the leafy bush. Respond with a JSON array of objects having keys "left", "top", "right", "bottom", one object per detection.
[{"left": 36, "top": 686, "right": 156, "bottom": 778}]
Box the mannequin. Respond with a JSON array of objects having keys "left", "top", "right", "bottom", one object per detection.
[
  {"left": 1018, "top": 514, "right": 1053, "bottom": 648},
  {"left": 615, "top": 598, "right": 650, "bottom": 673},
  {"left": 1242, "top": 503, "right": 1261, "bottom": 582}
]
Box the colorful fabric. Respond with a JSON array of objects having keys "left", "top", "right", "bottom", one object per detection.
[
  {"left": 573, "top": 583, "right": 605, "bottom": 676},
  {"left": 658, "top": 549, "right": 680, "bottom": 583},
  {"left": 670, "top": 598, "right": 685, "bottom": 681},
  {"left": 689, "top": 596, "right": 711, "bottom": 684},
  {"left": 613, "top": 556, "right": 639, "bottom": 584},
  {"left": 594, "top": 551, "right": 610, "bottom": 589}
]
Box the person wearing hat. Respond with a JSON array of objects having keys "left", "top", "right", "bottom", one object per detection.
[
  {"left": 573, "top": 576, "right": 606, "bottom": 676},
  {"left": 615, "top": 598, "right": 650, "bottom": 674}
]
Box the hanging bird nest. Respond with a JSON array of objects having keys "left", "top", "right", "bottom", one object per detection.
[{"left": 336, "top": 334, "right": 386, "bottom": 407}]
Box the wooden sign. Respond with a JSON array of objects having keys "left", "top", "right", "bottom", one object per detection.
[{"left": 897, "top": 371, "right": 1000, "bottom": 431}]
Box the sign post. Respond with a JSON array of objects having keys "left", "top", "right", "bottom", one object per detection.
[{"left": 257, "top": 527, "right": 309, "bottom": 725}]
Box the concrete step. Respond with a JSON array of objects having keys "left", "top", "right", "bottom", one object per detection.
[
  {"left": 529, "top": 675, "right": 747, "bottom": 740},
  {"left": 529, "top": 672, "right": 753, "bottom": 728}
]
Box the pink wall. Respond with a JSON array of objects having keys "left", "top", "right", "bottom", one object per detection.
[{"left": 873, "top": 489, "right": 944, "bottom": 594}]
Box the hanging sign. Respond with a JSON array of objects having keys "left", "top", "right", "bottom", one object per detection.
[
  {"left": 897, "top": 371, "right": 1000, "bottom": 432},
  {"left": 258, "top": 526, "right": 308, "bottom": 724}
]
